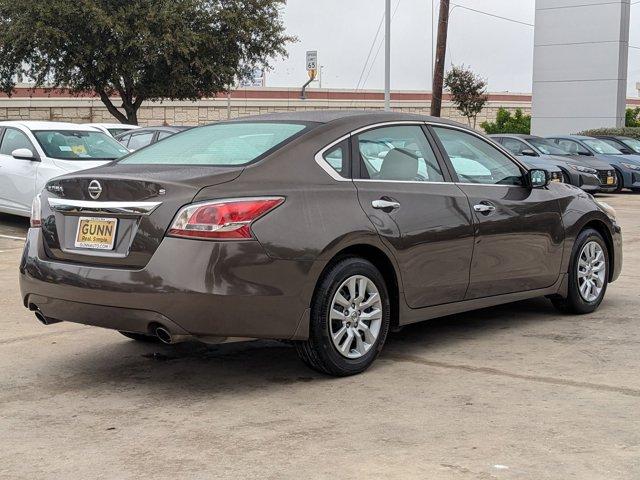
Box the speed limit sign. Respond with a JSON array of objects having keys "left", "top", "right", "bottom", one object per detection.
[{"left": 306, "top": 51, "right": 318, "bottom": 71}]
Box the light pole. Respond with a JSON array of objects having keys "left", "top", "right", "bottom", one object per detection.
[{"left": 384, "top": 0, "right": 391, "bottom": 111}]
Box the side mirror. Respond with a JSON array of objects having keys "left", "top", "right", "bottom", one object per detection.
[
  {"left": 521, "top": 149, "right": 538, "bottom": 157},
  {"left": 11, "top": 148, "right": 37, "bottom": 161},
  {"left": 529, "top": 169, "right": 550, "bottom": 188},
  {"left": 619, "top": 147, "right": 633, "bottom": 155}
]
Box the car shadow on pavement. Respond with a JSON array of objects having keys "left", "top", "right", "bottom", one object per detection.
[{"left": 42, "top": 297, "right": 564, "bottom": 396}]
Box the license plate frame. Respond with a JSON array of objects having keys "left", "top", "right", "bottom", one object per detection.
[{"left": 74, "top": 216, "right": 118, "bottom": 250}]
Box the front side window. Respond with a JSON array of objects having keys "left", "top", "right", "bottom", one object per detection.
[
  {"left": 127, "top": 132, "right": 155, "bottom": 151},
  {"left": 120, "top": 122, "right": 309, "bottom": 165},
  {"left": 527, "top": 137, "right": 568, "bottom": 155},
  {"left": 33, "top": 130, "right": 129, "bottom": 160},
  {"left": 356, "top": 125, "right": 445, "bottom": 182},
  {"left": 620, "top": 137, "right": 640, "bottom": 153},
  {"left": 582, "top": 138, "right": 622, "bottom": 155},
  {"left": 501, "top": 138, "right": 530, "bottom": 156},
  {"left": 0, "top": 128, "right": 34, "bottom": 155},
  {"left": 553, "top": 139, "right": 590, "bottom": 156},
  {"left": 156, "top": 131, "right": 173, "bottom": 141},
  {"left": 433, "top": 127, "right": 523, "bottom": 186}
]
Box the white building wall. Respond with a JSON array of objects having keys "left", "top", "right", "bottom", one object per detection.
[{"left": 531, "top": 0, "right": 630, "bottom": 135}]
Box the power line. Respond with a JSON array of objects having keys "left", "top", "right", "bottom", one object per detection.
[
  {"left": 361, "top": 0, "right": 401, "bottom": 90},
  {"left": 450, "top": 3, "right": 534, "bottom": 27},
  {"left": 354, "top": 11, "right": 385, "bottom": 92}
]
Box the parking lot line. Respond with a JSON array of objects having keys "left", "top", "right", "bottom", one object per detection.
[{"left": 0, "top": 234, "right": 26, "bottom": 241}]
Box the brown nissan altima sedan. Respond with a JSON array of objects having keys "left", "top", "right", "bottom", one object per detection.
[{"left": 20, "top": 111, "right": 622, "bottom": 376}]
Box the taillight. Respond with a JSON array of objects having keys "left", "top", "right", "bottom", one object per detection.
[
  {"left": 167, "top": 197, "right": 284, "bottom": 240},
  {"left": 30, "top": 194, "right": 42, "bottom": 228}
]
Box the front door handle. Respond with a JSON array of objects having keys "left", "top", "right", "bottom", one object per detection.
[
  {"left": 473, "top": 203, "right": 496, "bottom": 214},
  {"left": 372, "top": 199, "right": 401, "bottom": 211}
]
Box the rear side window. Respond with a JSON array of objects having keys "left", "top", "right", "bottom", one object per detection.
[
  {"left": 0, "top": 128, "right": 33, "bottom": 155},
  {"left": 323, "top": 140, "right": 348, "bottom": 177},
  {"left": 120, "top": 122, "right": 309, "bottom": 166},
  {"left": 356, "top": 125, "right": 445, "bottom": 182}
]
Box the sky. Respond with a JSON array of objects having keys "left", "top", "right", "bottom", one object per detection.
[{"left": 266, "top": 0, "right": 640, "bottom": 97}]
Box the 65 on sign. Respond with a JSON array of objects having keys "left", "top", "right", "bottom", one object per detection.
[{"left": 75, "top": 217, "right": 118, "bottom": 250}]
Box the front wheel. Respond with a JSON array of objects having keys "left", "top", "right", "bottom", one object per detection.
[
  {"left": 552, "top": 228, "right": 609, "bottom": 314},
  {"left": 295, "top": 257, "right": 391, "bottom": 376},
  {"left": 613, "top": 170, "right": 624, "bottom": 193}
]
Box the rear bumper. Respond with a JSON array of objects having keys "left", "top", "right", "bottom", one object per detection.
[{"left": 19, "top": 228, "right": 316, "bottom": 340}]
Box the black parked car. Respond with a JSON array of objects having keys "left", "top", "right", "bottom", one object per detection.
[
  {"left": 115, "top": 126, "right": 191, "bottom": 151},
  {"left": 21, "top": 111, "right": 622, "bottom": 376},
  {"left": 490, "top": 134, "right": 617, "bottom": 193}
]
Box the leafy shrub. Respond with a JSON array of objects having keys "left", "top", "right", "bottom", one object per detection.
[
  {"left": 626, "top": 107, "right": 640, "bottom": 128},
  {"left": 480, "top": 108, "right": 531, "bottom": 134},
  {"left": 577, "top": 127, "right": 640, "bottom": 139}
]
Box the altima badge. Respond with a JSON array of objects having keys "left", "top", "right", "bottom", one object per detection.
[{"left": 88, "top": 180, "right": 102, "bottom": 200}]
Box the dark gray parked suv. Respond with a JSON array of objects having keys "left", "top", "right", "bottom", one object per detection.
[{"left": 20, "top": 111, "right": 623, "bottom": 376}]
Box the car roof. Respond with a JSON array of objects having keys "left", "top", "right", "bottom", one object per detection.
[
  {"left": 488, "top": 133, "right": 530, "bottom": 139},
  {"left": 126, "top": 126, "right": 189, "bottom": 133},
  {"left": 549, "top": 135, "right": 591, "bottom": 140},
  {"left": 233, "top": 109, "right": 461, "bottom": 126},
  {"left": 85, "top": 123, "right": 140, "bottom": 129},
  {"left": 0, "top": 120, "right": 101, "bottom": 132}
]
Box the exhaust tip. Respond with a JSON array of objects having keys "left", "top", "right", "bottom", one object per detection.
[
  {"left": 34, "top": 310, "right": 48, "bottom": 325},
  {"left": 155, "top": 327, "right": 173, "bottom": 344}
]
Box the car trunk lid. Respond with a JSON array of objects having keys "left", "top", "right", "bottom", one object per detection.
[{"left": 41, "top": 164, "right": 243, "bottom": 268}]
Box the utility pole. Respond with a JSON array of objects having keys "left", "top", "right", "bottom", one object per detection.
[
  {"left": 384, "top": 0, "right": 391, "bottom": 111},
  {"left": 430, "top": 0, "right": 450, "bottom": 117}
]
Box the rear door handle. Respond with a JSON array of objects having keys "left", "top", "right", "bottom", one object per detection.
[
  {"left": 473, "top": 203, "right": 496, "bottom": 214},
  {"left": 372, "top": 199, "right": 401, "bottom": 211}
]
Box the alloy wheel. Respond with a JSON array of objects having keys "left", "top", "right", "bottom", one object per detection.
[
  {"left": 577, "top": 241, "right": 606, "bottom": 302},
  {"left": 329, "top": 275, "right": 383, "bottom": 359}
]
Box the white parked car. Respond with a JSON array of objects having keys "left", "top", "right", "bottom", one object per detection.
[
  {"left": 0, "top": 121, "right": 130, "bottom": 217},
  {"left": 84, "top": 123, "right": 140, "bottom": 138}
]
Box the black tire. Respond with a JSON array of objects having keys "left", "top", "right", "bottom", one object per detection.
[
  {"left": 119, "top": 331, "right": 160, "bottom": 343},
  {"left": 295, "top": 257, "right": 391, "bottom": 376},
  {"left": 613, "top": 170, "right": 624, "bottom": 193},
  {"left": 551, "top": 228, "right": 609, "bottom": 314}
]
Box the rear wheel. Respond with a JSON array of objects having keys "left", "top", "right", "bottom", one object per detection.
[
  {"left": 119, "top": 331, "right": 160, "bottom": 343},
  {"left": 295, "top": 257, "right": 391, "bottom": 376},
  {"left": 552, "top": 228, "right": 608, "bottom": 314}
]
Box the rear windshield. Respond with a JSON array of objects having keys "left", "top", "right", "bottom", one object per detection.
[
  {"left": 34, "top": 130, "right": 129, "bottom": 160},
  {"left": 119, "top": 122, "right": 309, "bottom": 166}
]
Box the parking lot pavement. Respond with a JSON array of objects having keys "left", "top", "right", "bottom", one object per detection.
[{"left": 0, "top": 194, "right": 639, "bottom": 480}]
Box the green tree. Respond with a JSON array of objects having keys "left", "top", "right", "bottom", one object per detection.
[
  {"left": 444, "top": 65, "right": 488, "bottom": 128},
  {"left": 481, "top": 108, "right": 531, "bottom": 134},
  {"left": 626, "top": 107, "right": 640, "bottom": 127},
  {"left": 0, "top": 0, "right": 293, "bottom": 124}
]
